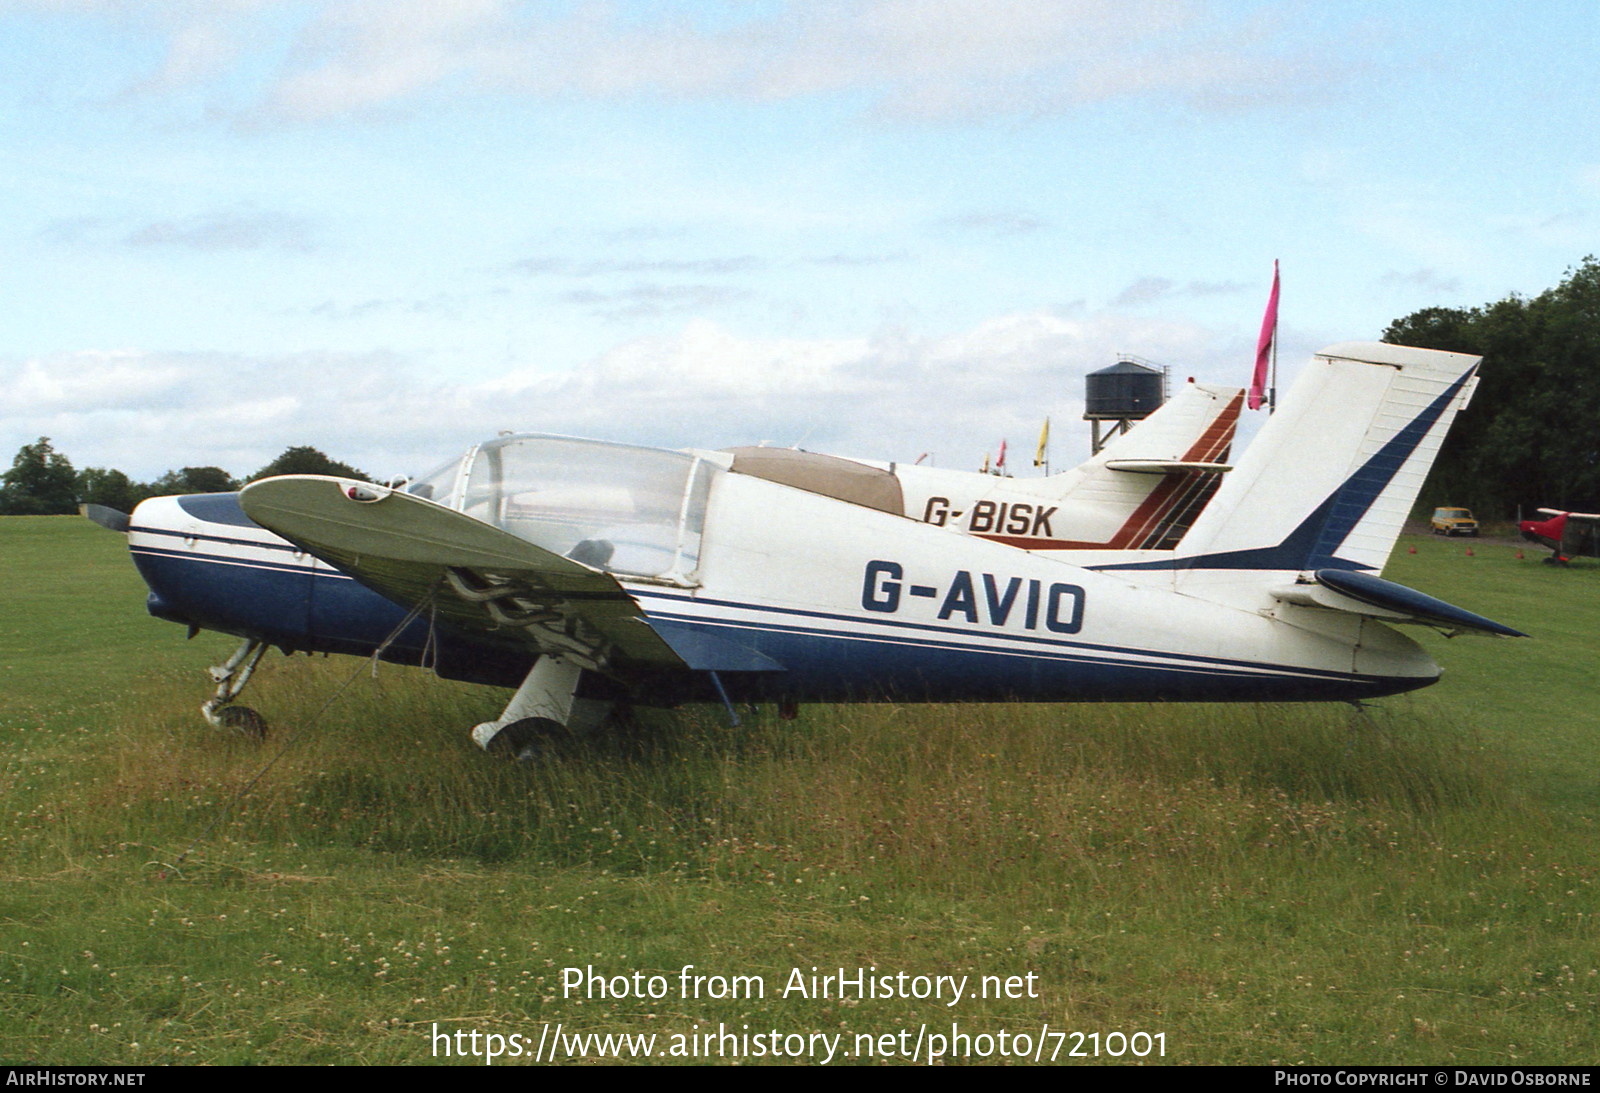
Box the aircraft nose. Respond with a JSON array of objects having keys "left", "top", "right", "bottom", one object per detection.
[
  {"left": 129, "top": 493, "right": 189, "bottom": 536},
  {"left": 127, "top": 495, "right": 197, "bottom": 624}
]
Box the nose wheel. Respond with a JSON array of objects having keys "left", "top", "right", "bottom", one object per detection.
[
  {"left": 207, "top": 702, "right": 267, "bottom": 738},
  {"left": 202, "top": 638, "right": 270, "bottom": 738}
]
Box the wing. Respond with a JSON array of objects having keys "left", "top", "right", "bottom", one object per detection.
[
  {"left": 1537, "top": 509, "right": 1600, "bottom": 520},
  {"left": 238, "top": 475, "right": 687, "bottom": 673}
]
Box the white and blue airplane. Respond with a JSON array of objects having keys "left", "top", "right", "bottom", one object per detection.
[{"left": 111, "top": 342, "right": 1519, "bottom": 756}]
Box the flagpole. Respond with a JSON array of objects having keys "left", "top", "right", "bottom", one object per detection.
[
  {"left": 1269, "top": 329, "right": 1277, "bottom": 414},
  {"left": 1270, "top": 268, "right": 1279, "bottom": 414}
]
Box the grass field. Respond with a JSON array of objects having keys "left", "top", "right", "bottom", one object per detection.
[{"left": 1, "top": 516, "right": 1596, "bottom": 1065}]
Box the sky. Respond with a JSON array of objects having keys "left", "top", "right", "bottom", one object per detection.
[{"left": 3, "top": 0, "right": 1598, "bottom": 483}]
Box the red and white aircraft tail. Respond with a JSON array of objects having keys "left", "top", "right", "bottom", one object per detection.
[{"left": 892, "top": 379, "right": 1243, "bottom": 550}]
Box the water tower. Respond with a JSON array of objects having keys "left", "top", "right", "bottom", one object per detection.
[{"left": 1084, "top": 357, "right": 1168, "bottom": 454}]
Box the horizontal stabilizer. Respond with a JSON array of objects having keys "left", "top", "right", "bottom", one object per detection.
[{"left": 1271, "top": 569, "right": 1525, "bottom": 637}]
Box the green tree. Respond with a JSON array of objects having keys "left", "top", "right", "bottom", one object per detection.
[
  {"left": 1384, "top": 256, "right": 1600, "bottom": 517},
  {"left": 248, "top": 446, "right": 369, "bottom": 482},
  {"left": 147, "top": 466, "right": 238, "bottom": 496},
  {"left": 75, "top": 467, "right": 139, "bottom": 513},
  {"left": 0, "top": 437, "right": 78, "bottom": 515}
]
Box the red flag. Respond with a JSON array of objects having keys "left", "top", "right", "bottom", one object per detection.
[
  {"left": 996, "top": 438, "right": 1008, "bottom": 470},
  {"left": 1248, "top": 260, "right": 1279, "bottom": 410}
]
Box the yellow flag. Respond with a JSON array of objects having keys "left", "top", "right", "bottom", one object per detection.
[{"left": 1033, "top": 417, "right": 1050, "bottom": 467}]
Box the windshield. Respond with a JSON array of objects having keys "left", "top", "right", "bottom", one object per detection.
[
  {"left": 410, "top": 435, "right": 721, "bottom": 582},
  {"left": 405, "top": 455, "right": 463, "bottom": 502}
]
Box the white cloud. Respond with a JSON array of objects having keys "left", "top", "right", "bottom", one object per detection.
[
  {"left": 123, "top": 207, "right": 317, "bottom": 251},
  {"left": 268, "top": 0, "right": 513, "bottom": 119},
  {"left": 136, "top": 2, "right": 276, "bottom": 92},
  {"left": 933, "top": 211, "right": 1048, "bottom": 237},
  {"left": 9, "top": 350, "right": 192, "bottom": 411},
  {"left": 512, "top": 255, "right": 765, "bottom": 277},
  {"left": 559, "top": 283, "right": 753, "bottom": 321},
  {"left": 1111, "top": 276, "right": 1247, "bottom": 308},
  {"left": 41, "top": 206, "right": 317, "bottom": 252},
  {"left": 85, "top": 0, "right": 1331, "bottom": 123},
  {"left": 1378, "top": 268, "right": 1462, "bottom": 295},
  {"left": 1487, "top": 210, "right": 1591, "bottom": 252},
  {"left": 1, "top": 309, "right": 1241, "bottom": 482}
]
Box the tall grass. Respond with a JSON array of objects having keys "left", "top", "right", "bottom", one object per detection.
[
  {"left": 79, "top": 655, "right": 1505, "bottom": 888},
  {"left": 7, "top": 653, "right": 1593, "bottom": 1066}
]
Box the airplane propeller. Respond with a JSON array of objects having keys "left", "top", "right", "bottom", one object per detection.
[{"left": 80, "top": 503, "right": 131, "bottom": 533}]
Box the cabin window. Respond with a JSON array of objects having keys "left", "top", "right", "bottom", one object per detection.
[{"left": 424, "top": 435, "right": 722, "bottom": 582}]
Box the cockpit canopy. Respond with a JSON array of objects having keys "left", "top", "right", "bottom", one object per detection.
[{"left": 406, "top": 435, "right": 724, "bottom": 583}]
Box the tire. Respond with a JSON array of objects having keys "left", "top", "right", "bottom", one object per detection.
[{"left": 213, "top": 705, "right": 267, "bottom": 739}]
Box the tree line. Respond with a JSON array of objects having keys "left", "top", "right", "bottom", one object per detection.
[
  {"left": 1384, "top": 255, "right": 1600, "bottom": 519},
  {"left": 0, "top": 438, "right": 369, "bottom": 516}
]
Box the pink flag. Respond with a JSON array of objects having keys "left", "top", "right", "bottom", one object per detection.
[
  {"left": 996, "top": 439, "right": 1008, "bottom": 470},
  {"left": 1248, "top": 260, "right": 1279, "bottom": 410}
]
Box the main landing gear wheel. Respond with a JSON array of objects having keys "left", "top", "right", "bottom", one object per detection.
[{"left": 469, "top": 657, "right": 612, "bottom": 762}]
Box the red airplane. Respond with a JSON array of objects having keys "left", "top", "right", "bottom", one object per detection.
[{"left": 1519, "top": 508, "right": 1600, "bottom": 564}]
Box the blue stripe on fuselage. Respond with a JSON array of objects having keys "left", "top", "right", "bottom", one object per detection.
[
  {"left": 628, "top": 590, "right": 1433, "bottom": 703},
  {"left": 634, "top": 589, "right": 1361, "bottom": 681},
  {"left": 639, "top": 611, "right": 1429, "bottom": 703}
]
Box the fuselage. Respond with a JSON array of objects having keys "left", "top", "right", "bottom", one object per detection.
[{"left": 127, "top": 473, "right": 1441, "bottom": 707}]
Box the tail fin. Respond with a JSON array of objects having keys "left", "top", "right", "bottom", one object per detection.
[
  {"left": 1042, "top": 380, "right": 1240, "bottom": 549},
  {"left": 1110, "top": 342, "right": 1480, "bottom": 577},
  {"left": 883, "top": 380, "right": 1242, "bottom": 551},
  {"left": 1084, "top": 379, "right": 1241, "bottom": 474}
]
